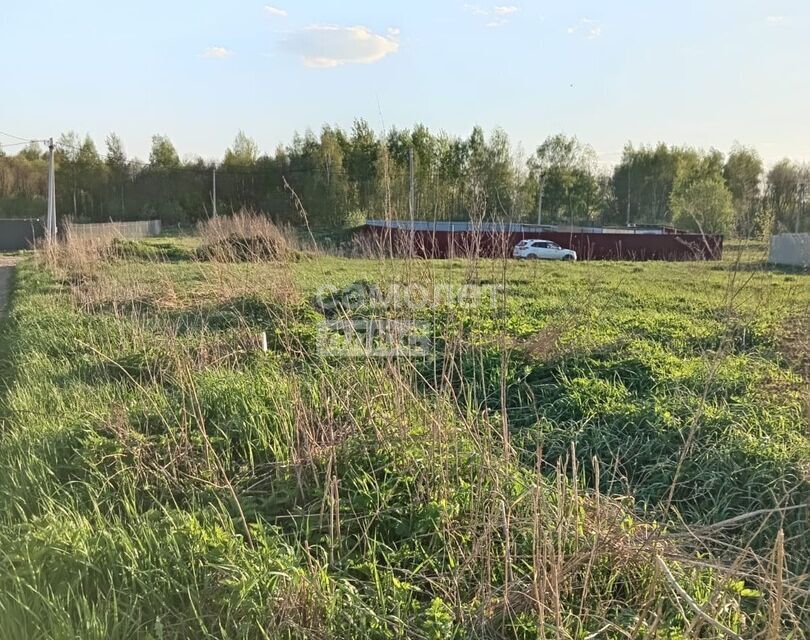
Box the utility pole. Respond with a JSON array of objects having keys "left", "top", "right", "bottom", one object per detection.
[
  {"left": 46, "top": 138, "right": 57, "bottom": 239},
  {"left": 536, "top": 172, "right": 545, "bottom": 226},
  {"left": 626, "top": 164, "right": 631, "bottom": 227},
  {"left": 796, "top": 182, "right": 806, "bottom": 233},
  {"left": 212, "top": 167, "right": 218, "bottom": 217},
  {"left": 408, "top": 148, "right": 415, "bottom": 222}
]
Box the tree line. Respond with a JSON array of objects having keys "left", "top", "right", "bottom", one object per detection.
[{"left": 1, "top": 121, "right": 808, "bottom": 235}]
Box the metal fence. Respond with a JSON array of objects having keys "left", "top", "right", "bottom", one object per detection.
[
  {"left": 0, "top": 218, "right": 44, "bottom": 251},
  {"left": 362, "top": 223, "right": 723, "bottom": 261},
  {"left": 769, "top": 233, "right": 810, "bottom": 267},
  {"left": 67, "top": 219, "right": 162, "bottom": 241}
]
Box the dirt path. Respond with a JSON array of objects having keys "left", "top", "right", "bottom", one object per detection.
[{"left": 0, "top": 257, "right": 19, "bottom": 318}]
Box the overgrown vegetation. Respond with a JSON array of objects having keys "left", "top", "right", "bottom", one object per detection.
[
  {"left": 2, "top": 126, "right": 808, "bottom": 235},
  {"left": 0, "top": 231, "right": 807, "bottom": 638},
  {"left": 195, "top": 211, "right": 304, "bottom": 262}
]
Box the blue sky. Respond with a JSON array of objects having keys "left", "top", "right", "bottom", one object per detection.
[{"left": 1, "top": 0, "right": 808, "bottom": 166}]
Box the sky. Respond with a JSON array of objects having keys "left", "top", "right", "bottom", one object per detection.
[{"left": 1, "top": 0, "right": 808, "bottom": 167}]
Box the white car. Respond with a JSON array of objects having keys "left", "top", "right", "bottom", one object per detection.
[{"left": 513, "top": 239, "right": 577, "bottom": 261}]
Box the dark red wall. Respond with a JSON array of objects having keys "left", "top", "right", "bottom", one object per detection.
[{"left": 360, "top": 227, "right": 723, "bottom": 261}]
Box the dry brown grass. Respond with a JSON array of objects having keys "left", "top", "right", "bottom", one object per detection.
[
  {"left": 37, "top": 222, "right": 110, "bottom": 278},
  {"left": 196, "top": 210, "right": 301, "bottom": 262}
]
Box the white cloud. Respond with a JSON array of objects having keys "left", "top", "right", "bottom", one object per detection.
[
  {"left": 467, "top": 4, "right": 519, "bottom": 26},
  {"left": 464, "top": 4, "right": 489, "bottom": 16},
  {"left": 766, "top": 15, "right": 785, "bottom": 24},
  {"left": 264, "top": 5, "right": 288, "bottom": 17},
  {"left": 567, "top": 19, "right": 602, "bottom": 39},
  {"left": 201, "top": 46, "right": 233, "bottom": 59},
  {"left": 284, "top": 25, "right": 399, "bottom": 68}
]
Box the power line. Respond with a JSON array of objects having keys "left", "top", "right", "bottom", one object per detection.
[
  {"left": 50, "top": 153, "right": 353, "bottom": 177},
  {"left": 0, "top": 129, "right": 41, "bottom": 143}
]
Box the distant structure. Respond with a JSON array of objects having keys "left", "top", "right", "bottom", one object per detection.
[
  {"left": 769, "top": 233, "right": 810, "bottom": 268},
  {"left": 360, "top": 220, "right": 723, "bottom": 261},
  {"left": 0, "top": 218, "right": 44, "bottom": 251},
  {"left": 67, "top": 220, "right": 162, "bottom": 241}
]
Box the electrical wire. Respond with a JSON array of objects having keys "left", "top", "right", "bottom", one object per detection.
[
  {"left": 50, "top": 138, "right": 349, "bottom": 176},
  {"left": 45, "top": 143, "right": 347, "bottom": 177},
  {"left": 0, "top": 130, "right": 40, "bottom": 143}
]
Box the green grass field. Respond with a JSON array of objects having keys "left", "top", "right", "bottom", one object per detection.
[{"left": 0, "top": 233, "right": 807, "bottom": 639}]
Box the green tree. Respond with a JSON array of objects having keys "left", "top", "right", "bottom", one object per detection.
[
  {"left": 671, "top": 174, "right": 734, "bottom": 234},
  {"left": 723, "top": 144, "right": 763, "bottom": 237},
  {"left": 766, "top": 159, "right": 809, "bottom": 233},
  {"left": 106, "top": 133, "right": 128, "bottom": 216},
  {"left": 56, "top": 132, "right": 80, "bottom": 163},
  {"left": 466, "top": 126, "right": 487, "bottom": 187},
  {"left": 223, "top": 131, "right": 259, "bottom": 166},
  {"left": 56, "top": 132, "right": 81, "bottom": 217},
  {"left": 483, "top": 127, "right": 518, "bottom": 218},
  {"left": 345, "top": 120, "right": 379, "bottom": 213},
  {"left": 76, "top": 135, "right": 103, "bottom": 219},
  {"left": 529, "top": 134, "right": 599, "bottom": 224},
  {"left": 19, "top": 142, "right": 43, "bottom": 162},
  {"left": 612, "top": 144, "right": 700, "bottom": 226},
  {"left": 316, "top": 126, "right": 350, "bottom": 223},
  {"left": 0, "top": 143, "right": 46, "bottom": 213},
  {"left": 437, "top": 135, "right": 468, "bottom": 218},
  {"left": 149, "top": 135, "right": 180, "bottom": 169},
  {"left": 105, "top": 133, "right": 127, "bottom": 169}
]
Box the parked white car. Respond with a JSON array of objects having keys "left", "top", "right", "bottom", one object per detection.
[{"left": 513, "top": 239, "right": 577, "bottom": 261}]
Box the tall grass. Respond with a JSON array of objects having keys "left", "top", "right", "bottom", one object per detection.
[
  {"left": 0, "top": 216, "right": 807, "bottom": 638},
  {"left": 196, "top": 210, "right": 302, "bottom": 262}
]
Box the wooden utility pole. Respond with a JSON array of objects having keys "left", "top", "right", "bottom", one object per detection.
[
  {"left": 212, "top": 167, "right": 218, "bottom": 217},
  {"left": 626, "top": 164, "right": 631, "bottom": 227}
]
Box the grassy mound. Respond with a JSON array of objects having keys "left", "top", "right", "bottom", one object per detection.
[{"left": 195, "top": 211, "right": 299, "bottom": 262}]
